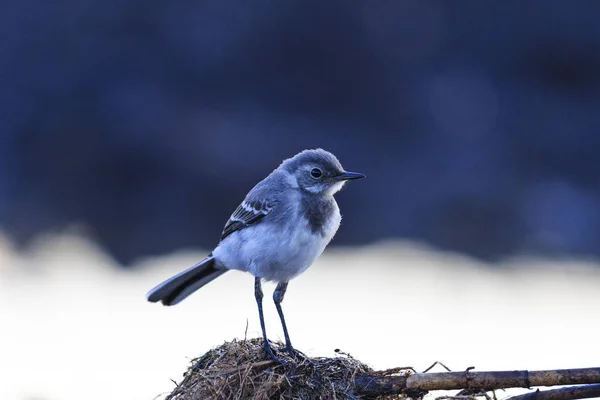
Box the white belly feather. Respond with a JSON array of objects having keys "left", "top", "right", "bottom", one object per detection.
[{"left": 213, "top": 201, "right": 341, "bottom": 282}]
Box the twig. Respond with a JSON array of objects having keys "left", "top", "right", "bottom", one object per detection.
[
  {"left": 436, "top": 396, "right": 480, "bottom": 400},
  {"left": 213, "top": 360, "right": 276, "bottom": 376},
  {"left": 378, "top": 366, "right": 417, "bottom": 375},
  {"left": 505, "top": 384, "right": 600, "bottom": 400},
  {"left": 423, "top": 361, "right": 453, "bottom": 373}
]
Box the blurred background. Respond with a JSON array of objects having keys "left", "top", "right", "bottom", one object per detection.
[{"left": 1, "top": 1, "right": 600, "bottom": 400}]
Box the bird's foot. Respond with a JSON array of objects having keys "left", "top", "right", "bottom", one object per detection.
[
  {"left": 263, "top": 341, "right": 284, "bottom": 364},
  {"left": 281, "top": 344, "right": 314, "bottom": 366},
  {"left": 283, "top": 345, "right": 305, "bottom": 359}
]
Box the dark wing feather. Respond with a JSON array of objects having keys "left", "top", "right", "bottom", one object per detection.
[{"left": 220, "top": 199, "right": 275, "bottom": 240}]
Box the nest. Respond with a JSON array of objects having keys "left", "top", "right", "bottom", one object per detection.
[{"left": 163, "top": 338, "right": 409, "bottom": 400}]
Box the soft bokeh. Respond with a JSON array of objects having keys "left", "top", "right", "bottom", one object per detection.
[{"left": 2, "top": 1, "right": 600, "bottom": 262}]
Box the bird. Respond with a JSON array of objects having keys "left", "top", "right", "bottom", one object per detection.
[{"left": 146, "top": 148, "right": 365, "bottom": 361}]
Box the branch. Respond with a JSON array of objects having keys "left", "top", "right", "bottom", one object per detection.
[
  {"left": 354, "top": 367, "right": 600, "bottom": 397},
  {"left": 505, "top": 384, "right": 600, "bottom": 400}
]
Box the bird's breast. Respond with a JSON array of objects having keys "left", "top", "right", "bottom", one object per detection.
[
  {"left": 301, "top": 195, "right": 341, "bottom": 238},
  {"left": 315, "top": 200, "right": 342, "bottom": 244},
  {"left": 212, "top": 196, "right": 342, "bottom": 282}
]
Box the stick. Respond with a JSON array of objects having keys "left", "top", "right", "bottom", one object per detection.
[
  {"left": 354, "top": 368, "right": 600, "bottom": 397},
  {"left": 505, "top": 384, "right": 600, "bottom": 400}
]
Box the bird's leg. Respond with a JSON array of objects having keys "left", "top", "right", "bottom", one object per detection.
[
  {"left": 273, "top": 281, "right": 299, "bottom": 356},
  {"left": 255, "top": 277, "right": 281, "bottom": 362}
]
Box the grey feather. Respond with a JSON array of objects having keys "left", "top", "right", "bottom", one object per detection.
[
  {"left": 220, "top": 199, "right": 276, "bottom": 240},
  {"left": 300, "top": 194, "right": 336, "bottom": 236},
  {"left": 146, "top": 256, "right": 227, "bottom": 306}
]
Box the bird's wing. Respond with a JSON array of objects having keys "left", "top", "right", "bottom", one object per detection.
[{"left": 220, "top": 198, "right": 276, "bottom": 241}]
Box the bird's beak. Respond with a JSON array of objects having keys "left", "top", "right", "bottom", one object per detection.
[{"left": 335, "top": 171, "right": 366, "bottom": 181}]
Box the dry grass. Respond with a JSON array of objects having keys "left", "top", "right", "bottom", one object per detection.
[{"left": 163, "top": 338, "right": 410, "bottom": 400}]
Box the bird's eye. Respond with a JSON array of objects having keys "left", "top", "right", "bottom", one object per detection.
[{"left": 310, "top": 168, "right": 323, "bottom": 179}]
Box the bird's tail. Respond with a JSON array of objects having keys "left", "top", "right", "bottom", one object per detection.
[{"left": 146, "top": 256, "right": 227, "bottom": 306}]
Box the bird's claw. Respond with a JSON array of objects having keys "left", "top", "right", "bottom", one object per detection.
[
  {"left": 263, "top": 342, "right": 310, "bottom": 366},
  {"left": 283, "top": 345, "right": 305, "bottom": 359},
  {"left": 263, "top": 342, "right": 284, "bottom": 364}
]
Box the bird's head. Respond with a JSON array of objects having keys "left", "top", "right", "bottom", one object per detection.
[{"left": 281, "top": 149, "right": 365, "bottom": 195}]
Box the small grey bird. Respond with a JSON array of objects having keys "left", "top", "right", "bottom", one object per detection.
[{"left": 146, "top": 149, "right": 364, "bottom": 361}]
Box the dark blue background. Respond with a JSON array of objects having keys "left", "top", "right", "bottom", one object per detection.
[{"left": 2, "top": 0, "right": 600, "bottom": 265}]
